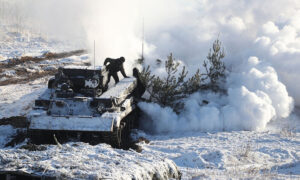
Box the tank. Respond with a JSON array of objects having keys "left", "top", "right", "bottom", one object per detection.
[{"left": 27, "top": 65, "right": 142, "bottom": 148}]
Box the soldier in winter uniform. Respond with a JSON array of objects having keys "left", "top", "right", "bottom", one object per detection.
[
  {"left": 104, "top": 57, "right": 128, "bottom": 87},
  {"left": 132, "top": 67, "right": 146, "bottom": 98}
]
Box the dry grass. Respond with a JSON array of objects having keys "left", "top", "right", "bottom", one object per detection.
[
  {"left": 0, "top": 70, "right": 56, "bottom": 86},
  {"left": 280, "top": 126, "right": 296, "bottom": 139},
  {"left": 240, "top": 143, "right": 252, "bottom": 158}
]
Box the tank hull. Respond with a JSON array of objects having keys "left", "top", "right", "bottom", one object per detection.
[
  {"left": 27, "top": 66, "right": 141, "bottom": 148},
  {"left": 28, "top": 109, "right": 138, "bottom": 148}
]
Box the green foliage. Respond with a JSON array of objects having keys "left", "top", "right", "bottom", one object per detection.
[
  {"left": 139, "top": 39, "right": 226, "bottom": 112},
  {"left": 140, "top": 53, "right": 202, "bottom": 112},
  {"left": 203, "top": 39, "right": 226, "bottom": 91},
  {"left": 140, "top": 65, "right": 155, "bottom": 90},
  {"left": 183, "top": 69, "right": 201, "bottom": 94}
]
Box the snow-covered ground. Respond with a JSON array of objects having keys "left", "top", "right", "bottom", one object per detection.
[
  {"left": 0, "top": 25, "right": 84, "bottom": 61},
  {"left": 0, "top": 26, "right": 182, "bottom": 179},
  {"left": 0, "top": 125, "right": 16, "bottom": 148},
  {"left": 0, "top": 79, "right": 47, "bottom": 119},
  {"left": 136, "top": 122, "right": 300, "bottom": 179},
  {"left": 0, "top": 72, "right": 299, "bottom": 179},
  {"left": 0, "top": 142, "right": 180, "bottom": 179},
  {"left": 0, "top": 117, "right": 298, "bottom": 179},
  {"left": 0, "top": 77, "right": 182, "bottom": 179},
  {"left": 0, "top": 54, "right": 90, "bottom": 119}
]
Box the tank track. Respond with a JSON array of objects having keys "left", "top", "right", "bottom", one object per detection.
[{"left": 28, "top": 109, "right": 138, "bottom": 149}]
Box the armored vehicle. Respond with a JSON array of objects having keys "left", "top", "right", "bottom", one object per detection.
[{"left": 28, "top": 65, "right": 142, "bottom": 148}]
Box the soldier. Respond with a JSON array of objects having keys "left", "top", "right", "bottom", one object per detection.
[
  {"left": 104, "top": 57, "right": 128, "bottom": 87},
  {"left": 132, "top": 68, "right": 146, "bottom": 99}
]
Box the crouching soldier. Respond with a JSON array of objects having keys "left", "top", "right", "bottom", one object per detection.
[
  {"left": 104, "top": 57, "right": 128, "bottom": 87},
  {"left": 132, "top": 68, "right": 146, "bottom": 99}
]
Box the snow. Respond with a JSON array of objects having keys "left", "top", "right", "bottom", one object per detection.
[
  {"left": 0, "top": 142, "right": 180, "bottom": 179},
  {"left": 1, "top": 122, "right": 298, "bottom": 179},
  {"left": 0, "top": 125, "right": 16, "bottom": 148},
  {"left": 0, "top": 25, "right": 83, "bottom": 61},
  {"left": 100, "top": 77, "right": 137, "bottom": 99},
  {"left": 0, "top": 70, "right": 16, "bottom": 77},
  {"left": 0, "top": 53, "right": 92, "bottom": 119},
  {"left": 39, "top": 55, "right": 89, "bottom": 66},
  {"left": 29, "top": 97, "right": 135, "bottom": 132},
  {"left": 29, "top": 111, "right": 114, "bottom": 132},
  {"left": 135, "top": 125, "right": 300, "bottom": 179},
  {"left": 64, "top": 65, "right": 102, "bottom": 70},
  {"left": 0, "top": 79, "right": 47, "bottom": 119}
]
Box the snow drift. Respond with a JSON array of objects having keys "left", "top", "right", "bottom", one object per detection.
[{"left": 0, "top": 142, "right": 180, "bottom": 179}]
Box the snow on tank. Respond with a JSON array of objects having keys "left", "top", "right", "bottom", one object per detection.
[{"left": 28, "top": 65, "right": 144, "bottom": 148}]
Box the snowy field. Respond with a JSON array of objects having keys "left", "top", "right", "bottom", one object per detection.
[
  {"left": 0, "top": 105, "right": 299, "bottom": 179},
  {"left": 137, "top": 125, "right": 300, "bottom": 179},
  {"left": 0, "top": 54, "right": 90, "bottom": 119},
  {"left": 0, "top": 25, "right": 83, "bottom": 61},
  {"left": 0, "top": 127, "right": 298, "bottom": 180},
  {"left": 0, "top": 71, "right": 299, "bottom": 179},
  {"left": 0, "top": 26, "right": 182, "bottom": 179},
  {"left": 1, "top": 0, "right": 300, "bottom": 179},
  {"left": 0, "top": 142, "right": 180, "bottom": 179},
  {"left": 0, "top": 29, "right": 299, "bottom": 180}
]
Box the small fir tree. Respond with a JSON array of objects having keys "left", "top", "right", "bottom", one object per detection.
[
  {"left": 139, "top": 39, "right": 226, "bottom": 112},
  {"left": 203, "top": 39, "right": 226, "bottom": 91},
  {"left": 140, "top": 53, "right": 202, "bottom": 112}
]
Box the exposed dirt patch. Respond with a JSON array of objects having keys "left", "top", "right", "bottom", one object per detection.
[
  {"left": 136, "top": 136, "right": 150, "bottom": 144},
  {"left": 28, "top": 130, "right": 145, "bottom": 152},
  {"left": 5, "top": 129, "right": 27, "bottom": 147},
  {"left": 120, "top": 137, "right": 144, "bottom": 152},
  {"left": 0, "top": 171, "right": 55, "bottom": 180},
  {"left": 0, "top": 49, "right": 88, "bottom": 86},
  {"left": 0, "top": 49, "right": 86, "bottom": 69},
  {"left": 20, "top": 143, "right": 47, "bottom": 151},
  {"left": 0, "top": 116, "right": 28, "bottom": 128},
  {"left": 0, "top": 70, "right": 56, "bottom": 86},
  {"left": 128, "top": 137, "right": 150, "bottom": 153}
]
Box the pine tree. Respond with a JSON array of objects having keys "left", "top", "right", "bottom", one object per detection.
[
  {"left": 139, "top": 39, "right": 226, "bottom": 112},
  {"left": 202, "top": 39, "right": 226, "bottom": 91},
  {"left": 140, "top": 53, "right": 202, "bottom": 112}
]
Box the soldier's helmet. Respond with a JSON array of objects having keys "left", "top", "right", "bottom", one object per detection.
[
  {"left": 133, "top": 68, "right": 139, "bottom": 78},
  {"left": 120, "top": 57, "right": 125, "bottom": 62}
]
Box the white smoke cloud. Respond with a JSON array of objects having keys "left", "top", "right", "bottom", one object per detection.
[
  {"left": 81, "top": 0, "right": 143, "bottom": 74},
  {"left": 139, "top": 57, "right": 293, "bottom": 133},
  {"left": 139, "top": 0, "right": 300, "bottom": 107},
  {"left": 262, "top": 21, "right": 280, "bottom": 35}
]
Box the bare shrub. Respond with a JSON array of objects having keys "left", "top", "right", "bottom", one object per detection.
[{"left": 280, "top": 125, "right": 296, "bottom": 139}]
